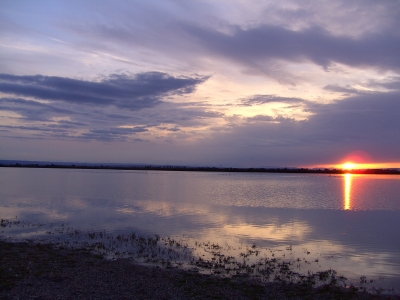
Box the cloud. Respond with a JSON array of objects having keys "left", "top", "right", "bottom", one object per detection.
[
  {"left": 1, "top": 1, "right": 399, "bottom": 165},
  {"left": 55, "top": 120, "right": 88, "bottom": 128},
  {"left": 183, "top": 23, "right": 400, "bottom": 73},
  {"left": 156, "top": 126, "right": 180, "bottom": 132},
  {"left": 0, "top": 72, "right": 207, "bottom": 110},
  {"left": 0, "top": 124, "right": 75, "bottom": 142},
  {"left": 78, "top": 127, "right": 149, "bottom": 142},
  {"left": 324, "top": 77, "right": 400, "bottom": 95},
  {"left": 195, "top": 90, "right": 400, "bottom": 166},
  {"left": 308, "top": 92, "right": 400, "bottom": 144},
  {"left": 0, "top": 72, "right": 222, "bottom": 143},
  {"left": 0, "top": 97, "right": 81, "bottom": 121},
  {"left": 323, "top": 85, "right": 365, "bottom": 95},
  {"left": 364, "top": 76, "right": 400, "bottom": 91},
  {"left": 0, "top": 121, "right": 150, "bottom": 142},
  {"left": 246, "top": 115, "right": 297, "bottom": 123},
  {"left": 239, "top": 94, "right": 307, "bottom": 106}
]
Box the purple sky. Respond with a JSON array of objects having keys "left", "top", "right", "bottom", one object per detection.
[{"left": 1, "top": 0, "right": 399, "bottom": 167}]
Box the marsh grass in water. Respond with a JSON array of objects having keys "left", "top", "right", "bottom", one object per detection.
[
  {"left": 1, "top": 217, "right": 397, "bottom": 297},
  {"left": 4, "top": 241, "right": 397, "bottom": 300}
]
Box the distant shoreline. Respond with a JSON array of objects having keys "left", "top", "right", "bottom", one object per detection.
[{"left": 1, "top": 163, "right": 399, "bottom": 175}]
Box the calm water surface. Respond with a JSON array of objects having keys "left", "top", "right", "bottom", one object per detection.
[{"left": 1, "top": 168, "right": 399, "bottom": 290}]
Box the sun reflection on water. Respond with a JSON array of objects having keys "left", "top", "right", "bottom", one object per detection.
[{"left": 344, "top": 174, "right": 352, "bottom": 210}]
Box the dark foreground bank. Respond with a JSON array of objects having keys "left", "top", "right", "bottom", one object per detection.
[{"left": 1, "top": 241, "right": 399, "bottom": 300}]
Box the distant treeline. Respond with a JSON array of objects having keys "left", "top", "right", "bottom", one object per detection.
[{"left": 1, "top": 163, "right": 399, "bottom": 174}]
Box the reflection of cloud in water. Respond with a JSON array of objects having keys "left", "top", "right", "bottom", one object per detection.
[
  {"left": 0, "top": 206, "right": 68, "bottom": 221},
  {"left": 65, "top": 197, "right": 89, "bottom": 209},
  {"left": 296, "top": 240, "right": 400, "bottom": 287},
  {"left": 10, "top": 230, "right": 52, "bottom": 239},
  {"left": 222, "top": 222, "right": 311, "bottom": 241},
  {"left": 116, "top": 200, "right": 211, "bottom": 218}
]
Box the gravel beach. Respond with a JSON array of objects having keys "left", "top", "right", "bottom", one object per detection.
[{"left": 1, "top": 241, "right": 399, "bottom": 300}]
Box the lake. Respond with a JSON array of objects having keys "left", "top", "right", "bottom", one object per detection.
[{"left": 1, "top": 167, "right": 399, "bottom": 291}]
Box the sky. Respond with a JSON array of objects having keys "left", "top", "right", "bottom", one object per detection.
[{"left": 1, "top": 0, "right": 400, "bottom": 168}]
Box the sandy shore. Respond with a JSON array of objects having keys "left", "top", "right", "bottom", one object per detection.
[{"left": 1, "top": 240, "right": 399, "bottom": 300}]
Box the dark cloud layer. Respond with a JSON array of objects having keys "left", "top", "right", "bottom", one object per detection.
[
  {"left": 78, "top": 126, "right": 149, "bottom": 142},
  {"left": 323, "top": 85, "right": 364, "bottom": 95},
  {"left": 0, "top": 97, "right": 80, "bottom": 121},
  {"left": 0, "top": 72, "right": 207, "bottom": 110},
  {"left": 2, "top": 79, "right": 398, "bottom": 158},
  {"left": 207, "top": 91, "right": 400, "bottom": 166},
  {"left": 184, "top": 24, "right": 400, "bottom": 72},
  {"left": 308, "top": 92, "right": 400, "bottom": 145},
  {"left": 240, "top": 94, "right": 307, "bottom": 106},
  {"left": 324, "top": 77, "right": 400, "bottom": 95},
  {"left": 0, "top": 72, "right": 220, "bottom": 143},
  {"left": 1, "top": 1, "right": 399, "bottom": 166}
]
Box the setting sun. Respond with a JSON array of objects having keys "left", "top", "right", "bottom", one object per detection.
[{"left": 342, "top": 162, "right": 356, "bottom": 170}]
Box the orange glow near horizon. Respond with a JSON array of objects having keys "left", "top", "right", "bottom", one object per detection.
[
  {"left": 308, "top": 150, "right": 400, "bottom": 169},
  {"left": 309, "top": 162, "right": 400, "bottom": 169}
]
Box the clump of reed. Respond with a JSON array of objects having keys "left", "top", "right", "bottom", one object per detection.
[{"left": 0, "top": 217, "right": 385, "bottom": 294}]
